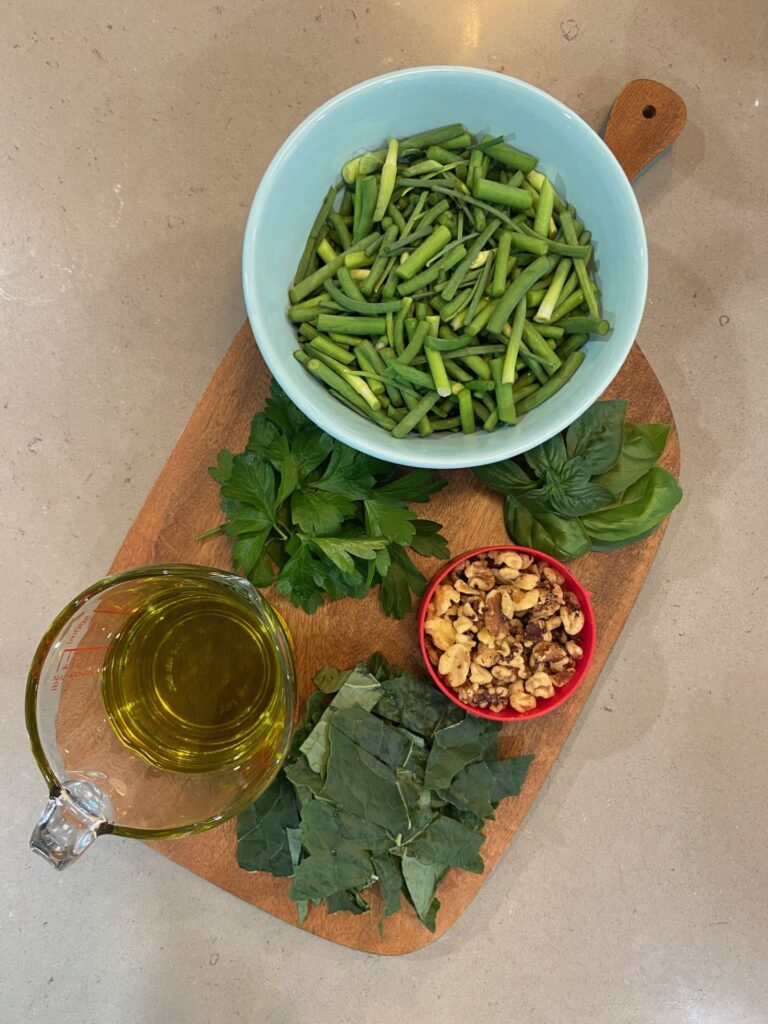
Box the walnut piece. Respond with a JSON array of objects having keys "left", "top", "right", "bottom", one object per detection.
[
  {"left": 428, "top": 551, "right": 586, "bottom": 714},
  {"left": 438, "top": 644, "right": 470, "bottom": 689},
  {"left": 425, "top": 616, "right": 457, "bottom": 652}
]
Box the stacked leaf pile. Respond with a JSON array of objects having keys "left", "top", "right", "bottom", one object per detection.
[
  {"left": 236, "top": 655, "right": 534, "bottom": 931},
  {"left": 207, "top": 380, "right": 449, "bottom": 617},
  {"left": 474, "top": 399, "right": 682, "bottom": 560}
]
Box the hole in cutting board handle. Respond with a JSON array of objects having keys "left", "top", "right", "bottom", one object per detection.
[{"left": 642, "top": 104, "right": 657, "bottom": 118}]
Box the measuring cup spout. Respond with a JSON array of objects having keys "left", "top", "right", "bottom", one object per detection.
[{"left": 30, "top": 780, "right": 114, "bottom": 870}]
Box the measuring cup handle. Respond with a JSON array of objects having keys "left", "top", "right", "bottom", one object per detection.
[{"left": 30, "top": 780, "right": 114, "bottom": 870}]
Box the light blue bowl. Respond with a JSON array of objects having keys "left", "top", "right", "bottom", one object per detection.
[{"left": 243, "top": 67, "right": 647, "bottom": 469}]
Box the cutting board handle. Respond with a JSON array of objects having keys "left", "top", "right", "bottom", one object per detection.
[{"left": 603, "top": 79, "right": 686, "bottom": 180}]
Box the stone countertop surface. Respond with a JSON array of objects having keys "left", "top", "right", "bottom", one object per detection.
[{"left": 1, "top": 2, "right": 766, "bottom": 1022}]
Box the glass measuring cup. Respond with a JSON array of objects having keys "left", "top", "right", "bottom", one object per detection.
[{"left": 26, "top": 565, "right": 295, "bottom": 869}]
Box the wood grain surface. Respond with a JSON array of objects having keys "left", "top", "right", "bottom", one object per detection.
[
  {"left": 108, "top": 80, "right": 685, "bottom": 954},
  {"left": 110, "top": 328, "right": 679, "bottom": 955},
  {"left": 604, "top": 79, "right": 687, "bottom": 180}
]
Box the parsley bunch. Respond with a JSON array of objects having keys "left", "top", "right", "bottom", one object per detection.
[{"left": 207, "top": 382, "right": 450, "bottom": 617}]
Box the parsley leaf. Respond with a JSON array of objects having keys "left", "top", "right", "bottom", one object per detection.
[
  {"left": 207, "top": 380, "right": 449, "bottom": 617},
  {"left": 290, "top": 488, "right": 356, "bottom": 535},
  {"left": 364, "top": 496, "right": 417, "bottom": 546},
  {"left": 379, "top": 546, "right": 426, "bottom": 619},
  {"left": 374, "top": 470, "right": 447, "bottom": 503}
]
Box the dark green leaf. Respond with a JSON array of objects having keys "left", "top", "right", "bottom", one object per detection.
[
  {"left": 581, "top": 467, "right": 682, "bottom": 545},
  {"left": 473, "top": 459, "right": 536, "bottom": 495},
  {"left": 309, "top": 536, "right": 386, "bottom": 575},
  {"left": 247, "top": 411, "right": 280, "bottom": 454},
  {"left": 299, "top": 798, "right": 392, "bottom": 856},
  {"left": 372, "top": 853, "right": 403, "bottom": 923},
  {"left": 565, "top": 399, "right": 627, "bottom": 475},
  {"left": 442, "top": 762, "right": 496, "bottom": 819},
  {"left": 248, "top": 548, "right": 277, "bottom": 587},
  {"left": 284, "top": 755, "right": 324, "bottom": 796},
  {"left": 312, "top": 666, "right": 349, "bottom": 694},
  {"left": 486, "top": 755, "right": 535, "bottom": 802},
  {"left": 220, "top": 454, "right": 277, "bottom": 530},
  {"left": 592, "top": 423, "right": 671, "bottom": 497},
  {"left": 300, "top": 669, "right": 382, "bottom": 775},
  {"left": 408, "top": 520, "right": 451, "bottom": 560},
  {"left": 405, "top": 813, "right": 485, "bottom": 874},
  {"left": 321, "top": 725, "right": 411, "bottom": 834},
  {"left": 264, "top": 381, "right": 312, "bottom": 438},
  {"left": 365, "top": 652, "right": 404, "bottom": 681},
  {"left": 375, "top": 673, "right": 464, "bottom": 737},
  {"left": 424, "top": 717, "right": 501, "bottom": 790},
  {"left": 379, "top": 546, "right": 426, "bottom": 619},
  {"left": 209, "top": 449, "right": 234, "bottom": 484},
  {"left": 275, "top": 543, "right": 327, "bottom": 614},
  {"left": 289, "top": 849, "right": 374, "bottom": 903},
  {"left": 231, "top": 531, "right": 271, "bottom": 577},
  {"left": 589, "top": 523, "right": 661, "bottom": 552},
  {"left": 291, "top": 427, "right": 335, "bottom": 478},
  {"left": 290, "top": 487, "right": 356, "bottom": 535},
  {"left": 286, "top": 827, "right": 308, "bottom": 924},
  {"left": 401, "top": 856, "right": 441, "bottom": 929},
  {"left": 524, "top": 433, "right": 568, "bottom": 479},
  {"left": 305, "top": 690, "right": 334, "bottom": 725},
  {"left": 374, "top": 545, "right": 391, "bottom": 578},
  {"left": 275, "top": 451, "right": 300, "bottom": 507},
  {"left": 313, "top": 555, "right": 368, "bottom": 601},
  {"left": 331, "top": 704, "right": 414, "bottom": 768},
  {"left": 374, "top": 470, "right": 447, "bottom": 503},
  {"left": 504, "top": 492, "right": 591, "bottom": 561},
  {"left": 535, "top": 458, "right": 615, "bottom": 518},
  {"left": 364, "top": 496, "right": 417, "bottom": 545},
  {"left": 313, "top": 444, "right": 377, "bottom": 499},
  {"left": 327, "top": 890, "right": 369, "bottom": 915},
  {"left": 235, "top": 773, "right": 299, "bottom": 876}
]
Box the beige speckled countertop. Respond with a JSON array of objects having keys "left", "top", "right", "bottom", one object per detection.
[{"left": 2, "top": 2, "right": 766, "bottom": 1021}]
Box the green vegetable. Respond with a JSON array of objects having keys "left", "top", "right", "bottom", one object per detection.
[
  {"left": 205, "top": 380, "right": 449, "bottom": 616},
  {"left": 592, "top": 423, "right": 672, "bottom": 496},
  {"left": 236, "top": 656, "right": 534, "bottom": 932},
  {"left": 472, "top": 399, "right": 682, "bottom": 559},
  {"left": 284, "top": 125, "right": 609, "bottom": 437},
  {"left": 581, "top": 467, "right": 683, "bottom": 547}
]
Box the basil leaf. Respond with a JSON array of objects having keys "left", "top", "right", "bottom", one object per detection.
[
  {"left": 592, "top": 423, "right": 671, "bottom": 497},
  {"left": 565, "top": 399, "right": 627, "bottom": 475},
  {"left": 589, "top": 524, "right": 660, "bottom": 553},
  {"left": 581, "top": 467, "right": 682, "bottom": 545},
  {"left": 299, "top": 798, "right": 391, "bottom": 856},
  {"left": 375, "top": 672, "right": 464, "bottom": 737},
  {"left": 473, "top": 459, "right": 536, "bottom": 495},
  {"left": 524, "top": 433, "right": 568, "bottom": 479},
  {"left": 536, "top": 458, "right": 615, "bottom": 518},
  {"left": 504, "top": 493, "right": 591, "bottom": 561}
]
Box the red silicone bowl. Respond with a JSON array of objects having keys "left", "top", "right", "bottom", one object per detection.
[{"left": 418, "top": 545, "right": 596, "bottom": 721}]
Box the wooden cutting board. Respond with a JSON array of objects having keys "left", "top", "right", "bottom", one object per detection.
[{"left": 109, "top": 80, "right": 685, "bottom": 955}]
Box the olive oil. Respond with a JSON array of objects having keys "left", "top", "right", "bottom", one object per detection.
[{"left": 100, "top": 577, "right": 288, "bottom": 775}]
